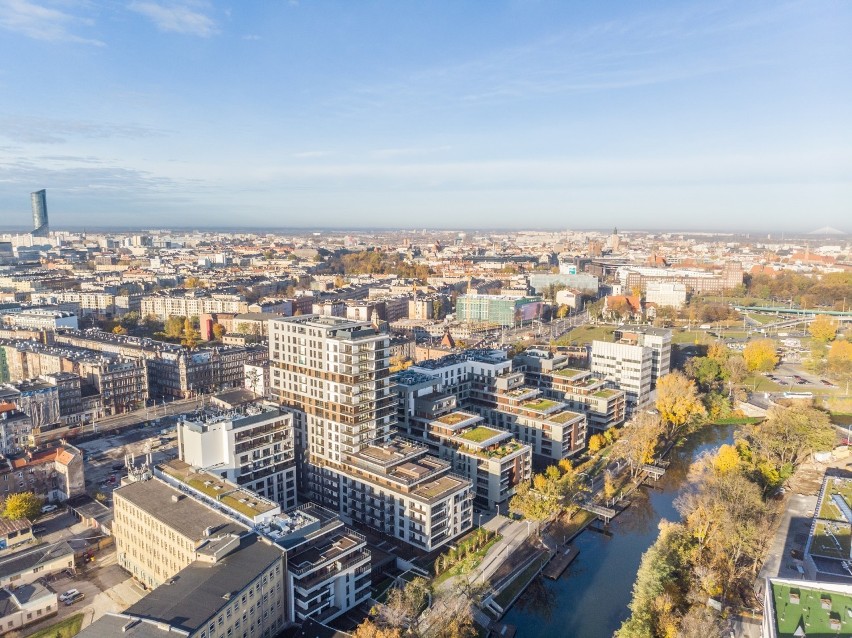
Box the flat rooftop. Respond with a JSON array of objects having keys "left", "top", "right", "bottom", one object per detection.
[
  {"left": 769, "top": 579, "right": 852, "bottom": 637},
  {"left": 159, "top": 460, "right": 279, "bottom": 519},
  {"left": 125, "top": 534, "right": 282, "bottom": 634},
  {"left": 114, "top": 476, "right": 246, "bottom": 541},
  {"left": 431, "top": 410, "right": 481, "bottom": 431},
  {"left": 453, "top": 425, "right": 509, "bottom": 447},
  {"left": 412, "top": 474, "right": 468, "bottom": 501}
]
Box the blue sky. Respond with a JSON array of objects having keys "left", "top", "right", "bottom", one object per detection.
[{"left": 0, "top": 1, "right": 849, "bottom": 231}]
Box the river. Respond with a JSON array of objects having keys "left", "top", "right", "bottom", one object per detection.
[{"left": 502, "top": 424, "right": 736, "bottom": 638}]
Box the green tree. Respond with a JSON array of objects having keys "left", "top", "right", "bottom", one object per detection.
[
  {"left": 164, "top": 315, "right": 186, "bottom": 339},
  {"left": 2, "top": 492, "right": 43, "bottom": 521}
]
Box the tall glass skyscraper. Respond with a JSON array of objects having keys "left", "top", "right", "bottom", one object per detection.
[{"left": 31, "top": 189, "right": 49, "bottom": 237}]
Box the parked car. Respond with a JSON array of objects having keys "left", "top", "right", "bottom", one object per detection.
[
  {"left": 40, "top": 504, "right": 57, "bottom": 514},
  {"left": 64, "top": 592, "right": 85, "bottom": 606},
  {"left": 59, "top": 589, "right": 80, "bottom": 602},
  {"left": 32, "top": 525, "right": 46, "bottom": 534}
]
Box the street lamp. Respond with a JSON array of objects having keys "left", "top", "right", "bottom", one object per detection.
[{"left": 477, "top": 513, "right": 483, "bottom": 529}]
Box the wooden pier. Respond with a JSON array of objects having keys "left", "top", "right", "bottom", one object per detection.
[{"left": 542, "top": 545, "right": 579, "bottom": 580}]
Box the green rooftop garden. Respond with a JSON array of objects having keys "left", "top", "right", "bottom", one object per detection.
[
  {"left": 435, "top": 412, "right": 474, "bottom": 426},
  {"left": 810, "top": 521, "right": 851, "bottom": 560},
  {"left": 818, "top": 478, "right": 852, "bottom": 522},
  {"left": 548, "top": 410, "right": 581, "bottom": 424},
  {"left": 771, "top": 581, "right": 852, "bottom": 637},
  {"left": 523, "top": 398, "right": 558, "bottom": 412},
  {"left": 552, "top": 368, "right": 586, "bottom": 378},
  {"left": 594, "top": 389, "right": 620, "bottom": 398},
  {"left": 458, "top": 425, "right": 503, "bottom": 443},
  {"left": 185, "top": 477, "right": 270, "bottom": 518}
]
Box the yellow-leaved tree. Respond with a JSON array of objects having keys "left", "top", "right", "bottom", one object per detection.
[
  {"left": 743, "top": 339, "right": 779, "bottom": 372},
  {"left": 808, "top": 315, "right": 838, "bottom": 343},
  {"left": 655, "top": 371, "right": 707, "bottom": 438},
  {"left": 2, "top": 492, "right": 43, "bottom": 521},
  {"left": 713, "top": 444, "right": 740, "bottom": 474}
]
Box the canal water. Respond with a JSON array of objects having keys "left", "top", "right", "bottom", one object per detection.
[{"left": 502, "top": 424, "right": 736, "bottom": 638}]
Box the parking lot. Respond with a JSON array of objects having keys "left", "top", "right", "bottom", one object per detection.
[
  {"left": 18, "top": 509, "right": 147, "bottom": 636},
  {"left": 78, "top": 421, "right": 179, "bottom": 496}
]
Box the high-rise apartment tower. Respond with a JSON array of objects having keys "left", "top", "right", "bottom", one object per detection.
[{"left": 31, "top": 189, "right": 49, "bottom": 237}]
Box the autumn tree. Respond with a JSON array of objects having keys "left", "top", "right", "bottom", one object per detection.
[
  {"left": 112, "top": 325, "right": 127, "bottom": 335},
  {"left": 808, "top": 314, "right": 838, "bottom": 342},
  {"left": 712, "top": 444, "right": 740, "bottom": 474},
  {"left": 587, "top": 433, "right": 606, "bottom": 454},
  {"left": 741, "top": 403, "right": 834, "bottom": 470},
  {"left": 211, "top": 323, "right": 226, "bottom": 340},
  {"left": 655, "top": 371, "right": 707, "bottom": 439},
  {"left": 2, "top": 492, "right": 43, "bottom": 521},
  {"left": 676, "top": 460, "right": 773, "bottom": 601},
  {"left": 743, "top": 339, "right": 779, "bottom": 372},
  {"left": 828, "top": 339, "right": 852, "bottom": 383},
  {"left": 164, "top": 315, "right": 186, "bottom": 339},
  {"left": 723, "top": 354, "right": 748, "bottom": 385},
  {"left": 372, "top": 577, "right": 430, "bottom": 634},
  {"left": 613, "top": 412, "right": 664, "bottom": 478},
  {"left": 706, "top": 341, "right": 729, "bottom": 365},
  {"left": 352, "top": 619, "right": 402, "bottom": 638},
  {"left": 182, "top": 318, "right": 199, "bottom": 349}
]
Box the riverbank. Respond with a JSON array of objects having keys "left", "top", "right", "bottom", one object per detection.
[{"left": 501, "top": 424, "right": 737, "bottom": 638}]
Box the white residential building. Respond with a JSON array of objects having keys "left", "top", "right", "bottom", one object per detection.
[
  {"left": 177, "top": 404, "right": 297, "bottom": 510},
  {"left": 590, "top": 326, "right": 671, "bottom": 411}
]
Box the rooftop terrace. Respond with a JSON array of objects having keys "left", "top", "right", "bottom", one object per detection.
[
  {"left": 159, "top": 460, "right": 278, "bottom": 520},
  {"left": 770, "top": 580, "right": 852, "bottom": 637}
]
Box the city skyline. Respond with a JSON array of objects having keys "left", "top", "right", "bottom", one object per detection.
[{"left": 0, "top": 1, "right": 850, "bottom": 231}]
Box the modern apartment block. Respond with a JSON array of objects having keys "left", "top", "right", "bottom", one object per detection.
[
  {"left": 282, "top": 503, "right": 371, "bottom": 623},
  {"left": 408, "top": 351, "right": 587, "bottom": 466},
  {"left": 590, "top": 326, "right": 671, "bottom": 411},
  {"left": 269, "top": 315, "right": 473, "bottom": 551},
  {"left": 395, "top": 370, "right": 531, "bottom": 511},
  {"left": 177, "top": 403, "right": 297, "bottom": 509},
  {"left": 515, "top": 348, "right": 626, "bottom": 431}
]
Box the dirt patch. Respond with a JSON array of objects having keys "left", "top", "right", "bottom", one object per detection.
[{"left": 788, "top": 450, "right": 852, "bottom": 496}]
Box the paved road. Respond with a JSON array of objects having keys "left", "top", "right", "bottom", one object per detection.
[{"left": 78, "top": 395, "right": 208, "bottom": 437}]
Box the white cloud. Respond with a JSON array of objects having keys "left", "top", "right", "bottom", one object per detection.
[
  {"left": 129, "top": 1, "right": 218, "bottom": 37},
  {"left": 0, "top": 115, "right": 164, "bottom": 144},
  {"left": 0, "top": 0, "right": 104, "bottom": 45}
]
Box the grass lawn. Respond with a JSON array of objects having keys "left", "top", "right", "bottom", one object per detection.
[
  {"left": 522, "top": 398, "right": 558, "bottom": 412},
  {"left": 458, "top": 425, "right": 502, "bottom": 443},
  {"left": 672, "top": 330, "right": 711, "bottom": 345},
  {"left": 432, "top": 534, "right": 502, "bottom": 587},
  {"left": 556, "top": 325, "right": 616, "bottom": 346},
  {"left": 29, "top": 614, "right": 84, "bottom": 638},
  {"left": 748, "top": 313, "right": 781, "bottom": 325},
  {"left": 742, "top": 374, "right": 784, "bottom": 392}
]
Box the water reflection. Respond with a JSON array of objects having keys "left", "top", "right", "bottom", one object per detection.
[{"left": 502, "top": 425, "right": 735, "bottom": 638}]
